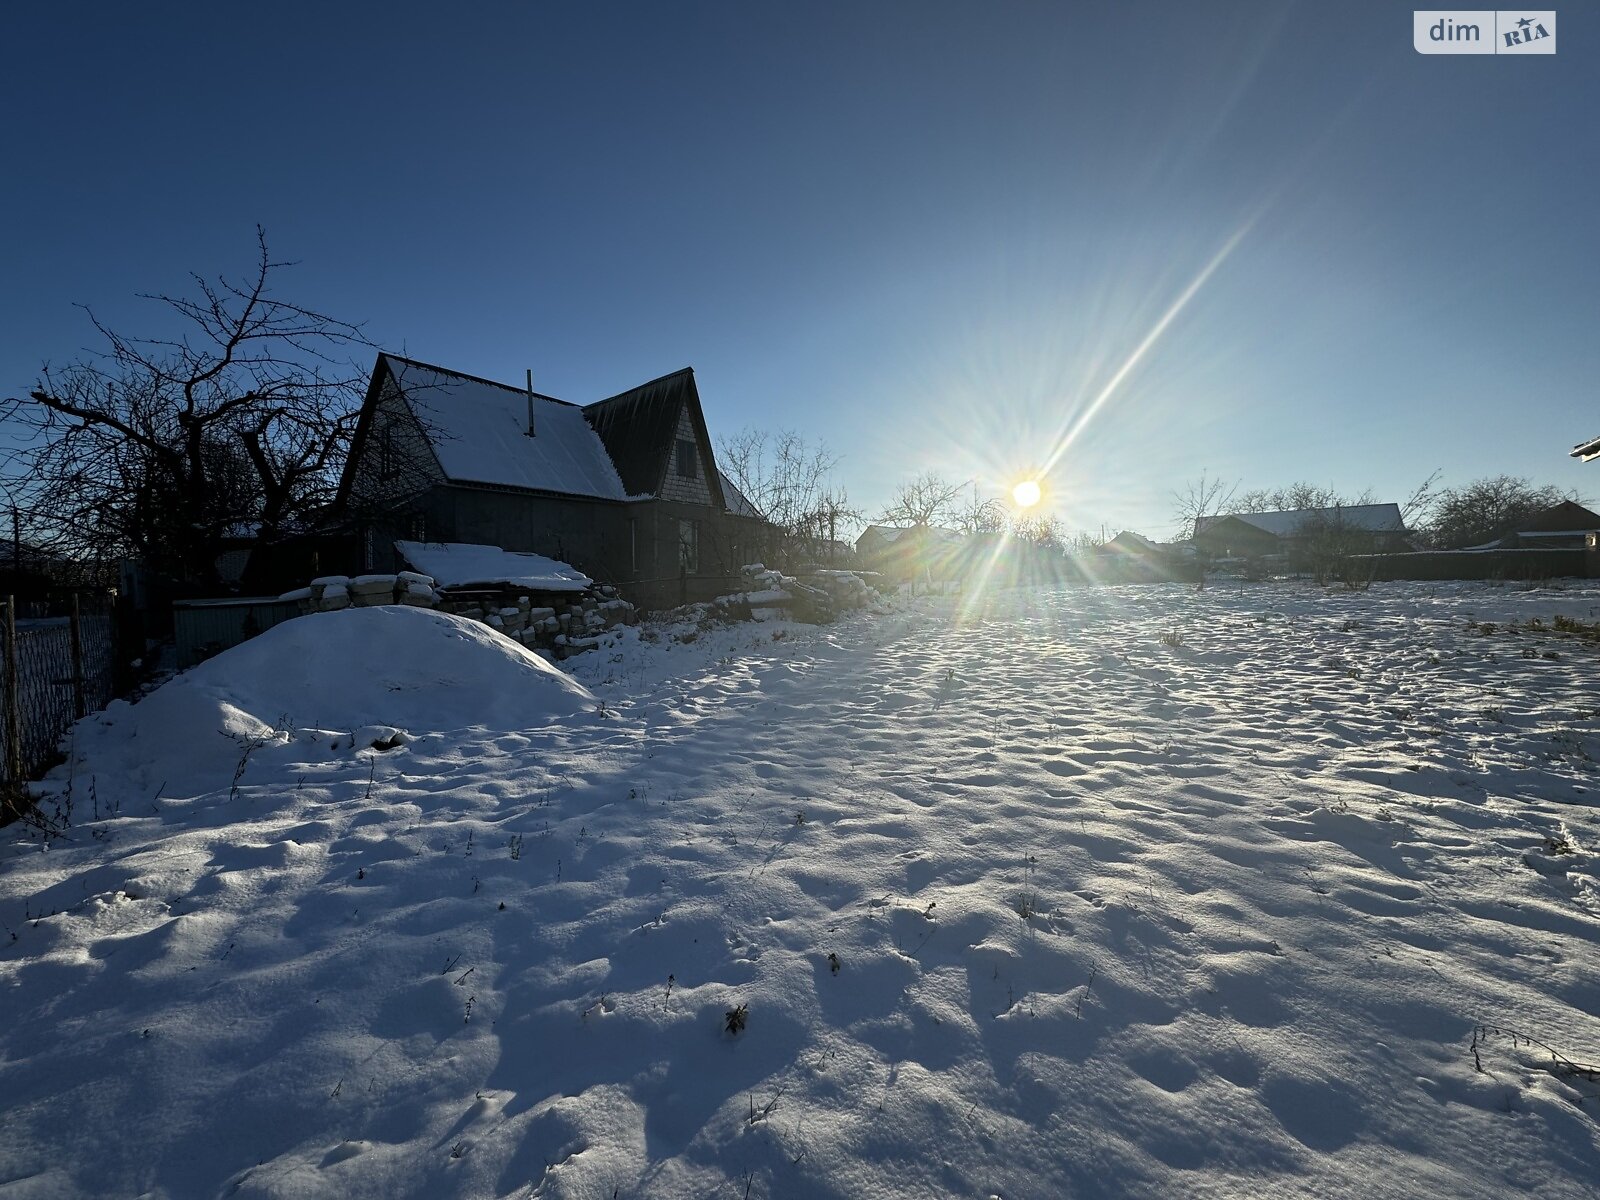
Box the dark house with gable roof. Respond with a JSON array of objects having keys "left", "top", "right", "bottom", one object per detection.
[
  {"left": 334, "top": 354, "right": 766, "bottom": 608},
  {"left": 1462, "top": 499, "right": 1600, "bottom": 550}
]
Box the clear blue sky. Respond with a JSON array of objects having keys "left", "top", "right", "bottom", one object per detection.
[{"left": 3, "top": 2, "right": 1595, "bottom": 538}]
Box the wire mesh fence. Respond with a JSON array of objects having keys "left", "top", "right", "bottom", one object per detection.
[{"left": 1, "top": 597, "right": 117, "bottom": 794}]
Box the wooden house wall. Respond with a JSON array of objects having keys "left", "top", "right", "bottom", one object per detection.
[
  {"left": 419, "top": 489, "right": 631, "bottom": 583},
  {"left": 657, "top": 406, "right": 715, "bottom": 506},
  {"left": 345, "top": 382, "right": 445, "bottom": 516},
  {"left": 1193, "top": 520, "right": 1281, "bottom": 559}
]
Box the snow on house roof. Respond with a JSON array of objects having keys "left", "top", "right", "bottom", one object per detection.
[
  {"left": 386, "top": 356, "right": 626, "bottom": 500},
  {"left": 394, "top": 540, "right": 592, "bottom": 592},
  {"left": 1517, "top": 528, "right": 1599, "bottom": 539},
  {"left": 1196, "top": 504, "right": 1405, "bottom": 538},
  {"left": 718, "top": 471, "right": 762, "bottom": 519}
]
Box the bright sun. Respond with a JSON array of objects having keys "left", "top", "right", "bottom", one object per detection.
[{"left": 1011, "top": 479, "right": 1042, "bottom": 508}]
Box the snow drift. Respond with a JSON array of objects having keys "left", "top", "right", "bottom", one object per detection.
[{"left": 54, "top": 606, "right": 598, "bottom": 793}]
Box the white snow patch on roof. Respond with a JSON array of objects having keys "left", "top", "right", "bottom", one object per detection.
[
  {"left": 395, "top": 540, "right": 592, "bottom": 591},
  {"left": 389, "top": 357, "right": 625, "bottom": 500}
]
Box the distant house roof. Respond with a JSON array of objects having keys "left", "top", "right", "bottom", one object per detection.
[
  {"left": 583, "top": 368, "right": 724, "bottom": 508},
  {"left": 1512, "top": 499, "right": 1600, "bottom": 533},
  {"left": 386, "top": 355, "right": 627, "bottom": 500},
  {"left": 1463, "top": 499, "right": 1600, "bottom": 548},
  {"left": 855, "top": 525, "right": 904, "bottom": 552},
  {"left": 1100, "top": 530, "right": 1163, "bottom": 556},
  {"left": 338, "top": 354, "right": 759, "bottom": 516},
  {"left": 856, "top": 525, "right": 968, "bottom": 557},
  {"left": 1572, "top": 434, "right": 1600, "bottom": 462},
  {"left": 1195, "top": 504, "right": 1405, "bottom": 538}
]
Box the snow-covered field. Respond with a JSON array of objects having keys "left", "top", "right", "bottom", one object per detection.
[{"left": 3, "top": 581, "right": 1599, "bottom": 1199}]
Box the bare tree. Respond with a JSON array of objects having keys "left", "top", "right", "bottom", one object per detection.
[
  {"left": 1011, "top": 512, "right": 1067, "bottom": 551},
  {"left": 1, "top": 230, "right": 368, "bottom": 585},
  {"left": 1233, "top": 481, "right": 1377, "bottom": 513},
  {"left": 1065, "top": 526, "right": 1111, "bottom": 554},
  {"left": 1399, "top": 469, "right": 1442, "bottom": 529},
  {"left": 952, "top": 485, "right": 1008, "bottom": 537},
  {"left": 879, "top": 471, "right": 966, "bottom": 529},
  {"left": 1414, "top": 475, "right": 1578, "bottom": 549},
  {"left": 1170, "top": 473, "right": 1238, "bottom": 541},
  {"left": 801, "top": 488, "right": 863, "bottom": 561},
  {"left": 714, "top": 428, "right": 857, "bottom": 566}
]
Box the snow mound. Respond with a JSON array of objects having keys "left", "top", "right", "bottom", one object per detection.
[{"left": 59, "top": 607, "right": 598, "bottom": 792}]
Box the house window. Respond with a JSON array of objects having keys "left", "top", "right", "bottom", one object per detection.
[
  {"left": 377, "top": 421, "right": 398, "bottom": 481},
  {"left": 628, "top": 518, "right": 638, "bottom": 574},
  {"left": 676, "top": 438, "right": 698, "bottom": 479},
  {"left": 678, "top": 519, "right": 699, "bottom": 573}
]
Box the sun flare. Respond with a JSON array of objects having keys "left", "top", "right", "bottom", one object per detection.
[{"left": 1011, "top": 479, "right": 1042, "bottom": 508}]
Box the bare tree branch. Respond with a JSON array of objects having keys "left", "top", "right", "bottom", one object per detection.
[
  {"left": 1414, "top": 475, "right": 1578, "bottom": 548},
  {"left": 879, "top": 471, "right": 965, "bottom": 529},
  {"left": 1, "top": 231, "right": 370, "bottom": 584},
  {"left": 1170, "top": 473, "right": 1237, "bottom": 541},
  {"left": 714, "top": 428, "right": 858, "bottom": 566}
]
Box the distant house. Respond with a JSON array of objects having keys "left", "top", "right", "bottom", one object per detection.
[
  {"left": 335, "top": 354, "right": 767, "bottom": 608},
  {"left": 855, "top": 525, "right": 907, "bottom": 559},
  {"left": 1088, "top": 530, "right": 1195, "bottom": 582},
  {"left": 1193, "top": 504, "right": 1409, "bottom": 560},
  {"left": 1093, "top": 530, "right": 1168, "bottom": 575},
  {"left": 1573, "top": 435, "right": 1600, "bottom": 463},
  {"left": 855, "top": 524, "right": 968, "bottom": 579},
  {"left": 1463, "top": 499, "right": 1600, "bottom": 550},
  {"left": 1097, "top": 530, "right": 1166, "bottom": 560}
]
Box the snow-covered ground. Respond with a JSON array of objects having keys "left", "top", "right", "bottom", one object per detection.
[{"left": 3, "top": 581, "right": 1599, "bottom": 1199}]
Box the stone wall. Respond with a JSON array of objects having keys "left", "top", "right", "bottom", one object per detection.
[{"left": 280, "top": 573, "right": 636, "bottom": 659}]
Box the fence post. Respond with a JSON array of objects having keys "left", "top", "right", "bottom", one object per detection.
[
  {"left": 69, "top": 593, "right": 86, "bottom": 720},
  {"left": 3, "top": 597, "right": 21, "bottom": 814}
]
